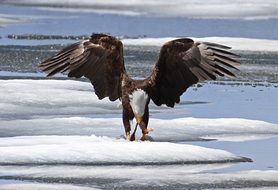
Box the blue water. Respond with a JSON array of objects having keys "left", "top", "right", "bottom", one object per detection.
[{"left": 1, "top": 5, "right": 278, "bottom": 40}]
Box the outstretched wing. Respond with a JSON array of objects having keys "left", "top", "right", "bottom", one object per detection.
[
  {"left": 148, "top": 38, "right": 240, "bottom": 107},
  {"left": 39, "top": 33, "right": 126, "bottom": 101}
]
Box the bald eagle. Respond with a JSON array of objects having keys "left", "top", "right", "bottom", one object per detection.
[{"left": 39, "top": 33, "right": 240, "bottom": 141}]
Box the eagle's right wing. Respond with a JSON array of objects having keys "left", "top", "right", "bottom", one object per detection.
[
  {"left": 39, "top": 34, "right": 126, "bottom": 101},
  {"left": 147, "top": 38, "right": 240, "bottom": 107}
]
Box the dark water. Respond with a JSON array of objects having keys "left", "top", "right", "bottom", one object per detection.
[
  {"left": 1, "top": 4, "right": 278, "bottom": 39},
  {"left": 1, "top": 44, "right": 278, "bottom": 84}
]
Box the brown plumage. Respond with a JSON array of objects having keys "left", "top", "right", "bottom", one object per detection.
[{"left": 39, "top": 33, "right": 240, "bottom": 141}]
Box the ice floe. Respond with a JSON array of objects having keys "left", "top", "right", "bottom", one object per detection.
[
  {"left": 1, "top": 117, "right": 278, "bottom": 142},
  {"left": 0, "top": 182, "right": 99, "bottom": 190},
  {"left": 0, "top": 135, "right": 250, "bottom": 165},
  {"left": 0, "top": 79, "right": 121, "bottom": 119},
  {"left": 2, "top": 0, "right": 278, "bottom": 19},
  {"left": 123, "top": 37, "right": 278, "bottom": 52},
  {"left": 0, "top": 14, "right": 30, "bottom": 27},
  {"left": 1, "top": 79, "right": 278, "bottom": 141},
  {"left": 1, "top": 165, "right": 278, "bottom": 189}
]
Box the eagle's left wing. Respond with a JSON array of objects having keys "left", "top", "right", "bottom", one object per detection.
[
  {"left": 147, "top": 38, "right": 240, "bottom": 107},
  {"left": 39, "top": 33, "right": 126, "bottom": 101}
]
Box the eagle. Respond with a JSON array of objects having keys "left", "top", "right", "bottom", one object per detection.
[{"left": 39, "top": 33, "right": 240, "bottom": 141}]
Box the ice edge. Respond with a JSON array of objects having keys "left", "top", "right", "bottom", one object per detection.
[{"left": 0, "top": 157, "right": 252, "bottom": 166}]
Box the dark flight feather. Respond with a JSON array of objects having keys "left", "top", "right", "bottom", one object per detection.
[
  {"left": 38, "top": 33, "right": 126, "bottom": 101},
  {"left": 39, "top": 34, "right": 240, "bottom": 107},
  {"left": 147, "top": 38, "right": 240, "bottom": 107}
]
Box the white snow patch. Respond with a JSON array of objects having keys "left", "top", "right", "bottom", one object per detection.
[
  {"left": 0, "top": 135, "right": 248, "bottom": 165},
  {"left": 38, "top": 7, "right": 141, "bottom": 16},
  {"left": 1, "top": 79, "right": 278, "bottom": 141},
  {"left": 2, "top": 0, "right": 278, "bottom": 19},
  {"left": 0, "top": 164, "right": 232, "bottom": 178},
  {"left": 1, "top": 117, "right": 278, "bottom": 142},
  {"left": 149, "top": 117, "right": 278, "bottom": 142},
  {"left": 0, "top": 80, "right": 278, "bottom": 141},
  {"left": 0, "top": 183, "right": 99, "bottom": 190},
  {"left": 1, "top": 165, "right": 278, "bottom": 188},
  {"left": 0, "top": 79, "right": 121, "bottom": 119},
  {"left": 0, "top": 14, "right": 30, "bottom": 27},
  {"left": 123, "top": 37, "right": 278, "bottom": 52}
]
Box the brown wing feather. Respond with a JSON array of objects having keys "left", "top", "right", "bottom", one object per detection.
[
  {"left": 39, "top": 33, "right": 126, "bottom": 101},
  {"left": 148, "top": 38, "right": 240, "bottom": 107}
]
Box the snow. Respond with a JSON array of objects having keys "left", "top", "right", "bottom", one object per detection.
[
  {"left": 1, "top": 117, "right": 278, "bottom": 142},
  {"left": 123, "top": 37, "right": 278, "bottom": 52},
  {"left": 0, "top": 79, "right": 121, "bottom": 119},
  {"left": 1, "top": 165, "right": 278, "bottom": 188},
  {"left": 0, "top": 183, "right": 99, "bottom": 190},
  {"left": 0, "top": 71, "right": 50, "bottom": 78},
  {"left": 2, "top": 0, "right": 278, "bottom": 19},
  {"left": 0, "top": 14, "right": 29, "bottom": 27},
  {"left": 0, "top": 164, "right": 231, "bottom": 178},
  {"left": 1, "top": 79, "right": 278, "bottom": 141},
  {"left": 0, "top": 79, "right": 278, "bottom": 188},
  {"left": 0, "top": 135, "right": 249, "bottom": 165}
]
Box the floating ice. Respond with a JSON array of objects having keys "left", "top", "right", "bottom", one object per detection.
[
  {"left": 1, "top": 165, "right": 278, "bottom": 189},
  {"left": 0, "top": 14, "right": 30, "bottom": 27},
  {"left": 0, "top": 183, "right": 99, "bottom": 190},
  {"left": 0, "top": 79, "right": 121, "bottom": 119},
  {"left": 2, "top": 0, "right": 278, "bottom": 19},
  {"left": 2, "top": 35, "right": 278, "bottom": 52},
  {"left": 0, "top": 71, "right": 63, "bottom": 78},
  {"left": 1, "top": 117, "right": 278, "bottom": 142},
  {"left": 0, "top": 164, "right": 232, "bottom": 178},
  {"left": 1, "top": 79, "right": 278, "bottom": 141},
  {"left": 0, "top": 135, "right": 250, "bottom": 165},
  {"left": 123, "top": 37, "right": 278, "bottom": 52}
]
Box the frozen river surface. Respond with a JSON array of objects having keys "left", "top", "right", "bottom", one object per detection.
[{"left": 1, "top": 2, "right": 278, "bottom": 189}]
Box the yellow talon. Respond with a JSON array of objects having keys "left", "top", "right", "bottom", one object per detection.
[{"left": 126, "top": 132, "right": 131, "bottom": 141}]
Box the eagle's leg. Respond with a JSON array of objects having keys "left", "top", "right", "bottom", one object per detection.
[
  {"left": 122, "top": 108, "right": 135, "bottom": 141},
  {"left": 123, "top": 116, "right": 131, "bottom": 140},
  {"left": 130, "top": 123, "right": 138, "bottom": 141},
  {"left": 139, "top": 106, "right": 153, "bottom": 141}
]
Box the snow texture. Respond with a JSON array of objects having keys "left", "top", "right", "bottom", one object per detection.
[
  {"left": 0, "top": 135, "right": 250, "bottom": 165},
  {"left": 1, "top": 165, "right": 278, "bottom": 188},
  {"left": 1, "top": 117, "right": 278, "bottom": 142},
  {"left": 1, "top": 80, "right": 278, "bottom": 141},
  {"left": 0, "top": 79, "right": 121, "bottom": 119},
  {"left": 123, "top": 37, "right": 278, "bottom": 52},
  {"left": 0, "top": 14, "right": 30, "bottom": 27},
  {"left": 0, "top": 183, "right": 100, "bottom": 190},
  {"left": 3, "top": 0, "right": 278, "bottom": 19}
]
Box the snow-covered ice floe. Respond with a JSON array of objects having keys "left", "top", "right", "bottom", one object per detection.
[
  {"left": 0, "top": 14, "right": 30, "bottom": 27},
  {"left": 0, "top": 79, "right": 121, "bottom": 119},
  {"left": 1, "top": 79, "right": 278, "bottom": 141},
  {"left": 0, "top": 182, "right": 100, "bottom": 190},
  {"left": 2, "top": 117, "right": 278, "bottom": 142},
  {"left": 0, "top": 135, "right": 251, "bottom": 165},
  {"left": 3, "top": 0, "right": 278, "bottom": 20},
  {"left": 123, "top": 37, "right": 278, "bottom": 52},
  {"left": 1, "top": 165, "right": 278, "bottom": 189}
]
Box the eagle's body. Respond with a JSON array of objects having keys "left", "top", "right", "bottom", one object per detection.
[{"left": 39, "top": 33, "right": 240, "bottom": 141}]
